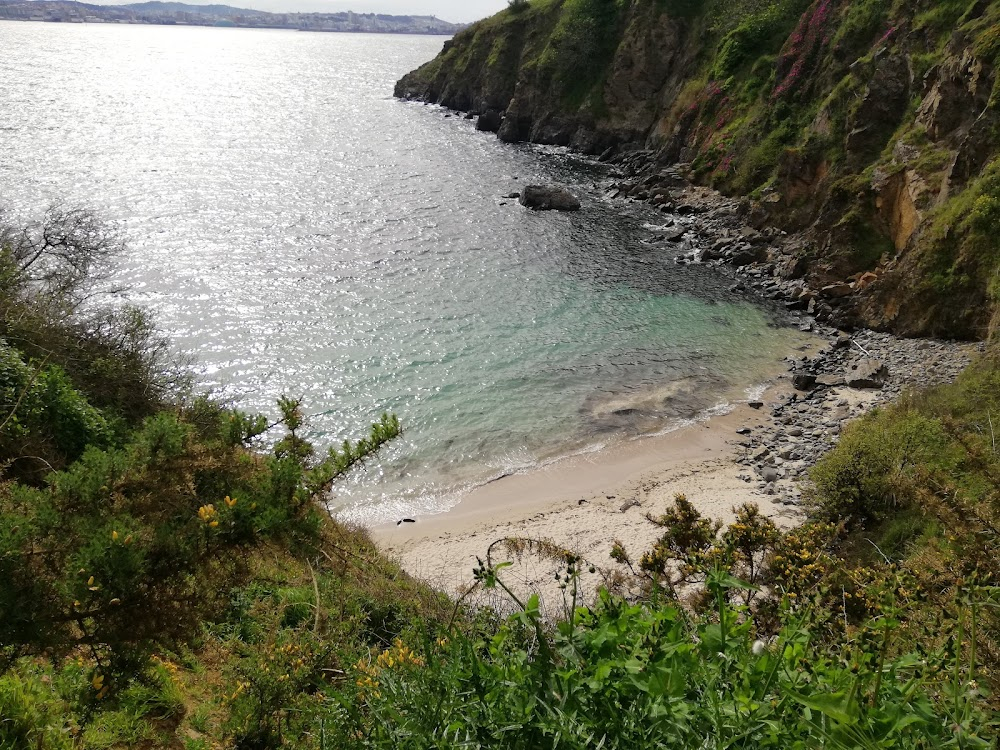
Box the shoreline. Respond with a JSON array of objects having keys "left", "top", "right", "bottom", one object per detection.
[
  {"left": 370, "top": 327, "right": 977, "bottom": 611},
  {"left": 366, "top": 169, "right": 978, "bottom": 610},
  {"left": 370, "top": 384, "right": 799, "bottom": 610}
]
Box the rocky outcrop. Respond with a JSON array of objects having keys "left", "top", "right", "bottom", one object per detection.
[
  {"left": 476, "top": 109, "right": 503, "bottom": 133},
  {"left": 396, "top": 0, "right": 703, "bottom": 154},
  {"left": 518, "top": 185, "right": 581, "bottom": 211}
]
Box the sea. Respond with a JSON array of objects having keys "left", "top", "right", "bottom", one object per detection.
[{"left": 0, "top": 21, "right": 809, "bottom": 524}]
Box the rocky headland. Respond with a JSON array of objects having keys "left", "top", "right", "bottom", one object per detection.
[{"left": 397, "top": 0, "right": 1000, "bottom": 341}]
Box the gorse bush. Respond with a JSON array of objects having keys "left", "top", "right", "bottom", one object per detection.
[
  {"left": 0, "top": 397, "right": 400, "bottom": 684},
  {"left": 0, "top": 208, "right": 409, "bottom": 732}
]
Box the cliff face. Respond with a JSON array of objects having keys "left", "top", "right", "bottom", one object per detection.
[
  {"left": 397, "top": 0, "right": 1000, "bottom": 340},
  {"left": 395, "top": 0, "right": 714, "bottom": 152}
]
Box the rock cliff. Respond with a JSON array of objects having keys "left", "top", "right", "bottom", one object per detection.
[{"left": 397, "top": 0, "right": 1000, "bottom": 340}]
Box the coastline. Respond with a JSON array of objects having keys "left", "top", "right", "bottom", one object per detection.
[
  {"left": 370, "top": 387, "right": 800, "bottom": 611},
  {"left": 364, "top": 162, "right": 979, "bottom": 612},
  {"left": 369, "top": 327, "right": 977, "bottom": 611}
]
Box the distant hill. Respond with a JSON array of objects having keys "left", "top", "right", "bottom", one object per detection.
[
  {"left": 0, "top": 0, "right": 464, "bottom": 32},
  {"left": 123, "top": 1, "right": 260, "bottom": 15}
]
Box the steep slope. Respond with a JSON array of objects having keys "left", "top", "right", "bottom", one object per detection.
[{"left": 397, "top": 0, "right": 1000, "bottom": 340}]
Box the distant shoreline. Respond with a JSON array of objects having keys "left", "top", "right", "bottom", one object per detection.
[
  {"left": 0, "top": 3, "right": 464, "bottom": 34},
  {"left": 0, "top": 18, "right": 455, "bottom": 33}
]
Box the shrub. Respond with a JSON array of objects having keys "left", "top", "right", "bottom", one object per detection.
[
  {"left": 324, "top": 563, "right": 996, "bottom": 748},
  {"left": 810, "top": 407, "right": 955, "bottom": 524},
  {"left": 0, "top": 399, "right": 400, "bottom": 687}
]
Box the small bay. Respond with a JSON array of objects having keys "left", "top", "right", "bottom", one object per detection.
[{"left": 0, "top": 21, "right": 807, "bottom": 523}]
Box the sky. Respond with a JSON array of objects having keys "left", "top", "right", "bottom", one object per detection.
[{"left": 87, "top": 0, "right": 509, "bottom": 23}]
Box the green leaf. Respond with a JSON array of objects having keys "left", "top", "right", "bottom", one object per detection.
[{"left": 788, "top": 690, "right": 859, "bottom": 726}]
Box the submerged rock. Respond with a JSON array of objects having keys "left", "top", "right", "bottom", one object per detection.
[{"left": 519, "top": 185, "right": 582, "bottom": 211}]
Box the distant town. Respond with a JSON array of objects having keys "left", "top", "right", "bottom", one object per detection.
[{"left": 0, "top": 0, "right": 464, "bottom": 33}]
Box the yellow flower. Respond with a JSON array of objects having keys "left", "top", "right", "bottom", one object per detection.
[
  {"left": 198, "top": 504, "right": 217, "bottom": 523},
  {"left": 112, "top": 530, "right": 119, "bottom": 541},
  {"left": 92, "top": 674, "right": 104, "bottom": 690},
  {"left": 225, "top": 495, "right": 237, "bottom": 508}
]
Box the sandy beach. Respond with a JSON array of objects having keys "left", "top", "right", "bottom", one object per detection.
[
  {"left": 368, "top": 327, "right": 976, "bottom": 615},
  {"left": 370, "top": 380, "right": 811, "bottom": 614}
]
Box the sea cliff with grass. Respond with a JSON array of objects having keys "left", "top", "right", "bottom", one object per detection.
[{"left": 398, "top": 0, "right": 1000, "bottom": 339}]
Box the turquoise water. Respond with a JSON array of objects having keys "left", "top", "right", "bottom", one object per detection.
[{"left": 0, "top": 22, "right": 806, "bottom": 523}]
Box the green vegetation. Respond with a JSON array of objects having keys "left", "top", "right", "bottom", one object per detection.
[
  {"left": 0, "top": 209, "right": 449, "bottom": 748},
  {"left": 536, "top": 0, "right": 625, "bottom": 106},
  {"left": 2, "top": 204, "right": 1000, "bottom": 748}
]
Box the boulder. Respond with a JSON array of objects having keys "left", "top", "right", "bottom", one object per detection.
[
  {"left": 845, "top": 359, "right": 888, "bottom": 389},
  {"left": 775, "top": 254, "right": 808, "bottom": 280},
  {"left": 792, "top": 372, "right": 817, "bottom": 391},
  {"left": 821, "top": 282, "right": 854, "bottom": 298},
  {"left": 815, "top": 374, "right": 846, "bottom": 388},
  {"left": 476, "top": 109, "right": 503, "bottom": 133},
  {"left": 519, "top": 185, "right": 582, "bottom": 211},
  {"left": 730, "top": 245, "right": 767, "bottom": 267}
]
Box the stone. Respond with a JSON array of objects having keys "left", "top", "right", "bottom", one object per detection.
[
  {"left": 730, "top": 245, "right": 767, "bottom": 267},
  {"left": 815, "top": 374, "right": 846, "bottom": 387},
  {"left": 475, "top": 109, "right": 503, "bottom": 133},
  {"left": 761, "top": 467, "right": 779, "bottom": 483},
  {"left": 519, "top": 185, "right": 582, "bottom": 211},
  {"left": 821, "top": 283, "right": 855, "bottom": 298},
  {"left": 846, "top": 358, "right": 889, "bottom": 389},
  {"left": 792, "top": 372, "right": 817, "bottom": 391}
]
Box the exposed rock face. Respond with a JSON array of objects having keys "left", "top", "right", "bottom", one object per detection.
[
  {"left": 845, "top": 54, "right": 911, "bottom": 165},
  {"left": 873, "top": 169, "right": 923, "bottom": 253},
  {"left": 917, "top": 45, "right": 991, "bottom": 142},
  {"left": 518, "top": 185, "right": 582, "bottom": 211}
]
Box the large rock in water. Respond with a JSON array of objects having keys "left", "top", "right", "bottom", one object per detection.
[
  {"left": 476, "top": 109, "right": 503, "bottom": 133},
  {"left": 518, "top": 185, "right": 582, "bottom": 211}
]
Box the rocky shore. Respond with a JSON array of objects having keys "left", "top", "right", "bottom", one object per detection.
[
  {"left": 376, "top": 150, "right": 978, "bottom": 608},
  {"left": 725, "top": 328, "right": 975, "bottom": 510},
  {"left": 592, "top": 149, "right": 979, "bottom": 510}
]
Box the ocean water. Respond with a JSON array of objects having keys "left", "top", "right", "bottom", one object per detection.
[{"left": 0, "top": 21, "right": 806, "bottom": 524}]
